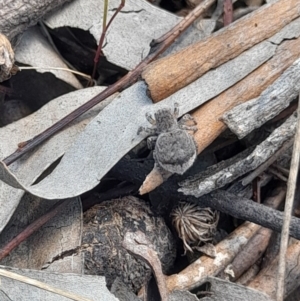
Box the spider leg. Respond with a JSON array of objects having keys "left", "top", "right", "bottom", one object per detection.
[
  {"left": 179, "top": 124, "right": 198, "bottom": 133},
  {"left": 147, "top": 136, "right": 157, "bottom": 150},
  {"left": 179, "top": 114, "right": 197, "bottom": 125},
  {"left": 137, "top": 126, "right": 157, "bottom": 136},
  {"left": 174, "top": 103, "right": 180, "bottom": 118},
  {"left": 146, "top": 112, "right": 156, "bottom": 125}
]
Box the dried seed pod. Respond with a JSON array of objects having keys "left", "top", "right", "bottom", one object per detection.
[
  {"left": 82, "top": 196, "right": 176, "bottom": 293},
  {"left": 171, "top": 202, "right": 219, "bottom": 254}
]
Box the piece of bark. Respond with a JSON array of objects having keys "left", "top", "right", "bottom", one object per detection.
[
  {"left": 242, "top": 138, "right": 293, "bottom": 186},
  {"left": 139, "top": 36, "right": 300, "bottom": 195},
  {"left": 142, "top": 0, "right": 300, "bottom": 102},
  {"left": 222, "top": 58, "right": 300, "bottom": 139},
  {"left": 0, "top": 0, "right": 73, "bottom": 44},
  {"left": 247, "top": 240, "right": 300, "bottom": 299},
  {"left": 179, "top": 112, "right": 297, "bottom": 197}
]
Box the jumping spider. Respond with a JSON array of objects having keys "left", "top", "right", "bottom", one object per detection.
[{"left": 138, "top": 104, "right": 198, "bottom": 176}]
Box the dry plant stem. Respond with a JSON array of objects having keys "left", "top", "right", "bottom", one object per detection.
[
  {"left": 242, "top": 138, "right": 294, "bottom": 186},
  {"left": 276, "top": 101, "right": 300, "bottom": 301},
  {"left": 0, "top": 199, "right": 71, "bottom": 261},
  {"left": 142, "top": 0, "right": 300, "bottom": 102},
  {"left": 2, "top": 0, "right": 215, "bottom": 166},
  {"left": 248, "top": 240, "right": 300, "bottom": 299},
  {"left": 91, "top": 0, "right": 125, "bottom": 80},
  {"left": 223, "top": 0, "right": 233, "bottom": 26},
  {"left": 123, "top": 231, "right": 169, "bottom": 301},
  {"left": 0, "top": 268, "right": 93, "bottom": 301},
  {"left": 139, "top": 38, "right": 300, "bottom": 195}
]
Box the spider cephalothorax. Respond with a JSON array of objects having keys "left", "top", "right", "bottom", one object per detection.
[{"left": 138, "top": 104, "right": 198, "bottom": 175}]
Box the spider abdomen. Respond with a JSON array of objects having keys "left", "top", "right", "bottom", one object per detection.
[{"left": 154, "top": 129, "right": 197, "bottom": 174}]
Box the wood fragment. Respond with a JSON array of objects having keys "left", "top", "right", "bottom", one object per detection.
[
  {"left": 276, "top": 100, "right": 300, "bottom": 301},
  {"left": 179, "top": 113, "right": 297, "bottom": 197},
  {"left": 242, "top": 139, "right": 293, "bottom": 186},
  {"left": 142, "top": 0, "right": 300, "bottom": 102},
  {"left": 0, "top": 0, "right": 72, "bottom": 44},
  {"left": 248, "top": 240, "right": 300, "bottom": 299},
  {"left": 225, "top": 227, "right": 273, "bottom": 281},
  {"left": 222, "top": 58, "right": 300, "bottom": 139}
]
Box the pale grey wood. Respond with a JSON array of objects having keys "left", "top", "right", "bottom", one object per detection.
[
  {"left": 222, "top": 58, "right": 300, "bottom": 139},
  {"left": 0, "top": 0, "right": 73, "bottom": 44},
  {"left": 179, "top": 112, "right": 297, "bottom": 197}
]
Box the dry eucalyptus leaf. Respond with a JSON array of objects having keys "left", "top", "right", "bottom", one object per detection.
[
  {"left": 0, "top": 33, "right": 15, "bottom": 82},
  {"left": 0, "top": 265, "right": 118, "bottom": 301},
  {"left": 15, "top": 26, "right": 82, "bottom": 89},
  {"left": 45, "top": 0, "right": 192, "bottom": 70},
  {"left": 0, "top": 86, "right": 114, "bottom": 233},
  {"left": 0, "top": 38, "right": 276, "bottom": 200},
  {"left": 0, "top": 196, "right": 82, "bottom": 274}
]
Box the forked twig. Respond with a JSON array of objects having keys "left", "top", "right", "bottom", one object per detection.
[{"left": 276, "top": 98, "right": 300, "bottom": 301}]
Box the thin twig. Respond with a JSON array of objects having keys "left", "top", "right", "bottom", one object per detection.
[
  {"left": 0, "top": 199, "right": 71, "bottom": 261},
  {"left": 91, "top": 0, "right": 125, "bottom": 80},
  {"left": 276, "top": 99, "right": 300, "bottom": 301},
  {"left": 223, "top": 0, "right": 233, "bottom": 26},
  {"left": 2, "top": 0, "right": 215, "bottom": 166},
  {"left": 18, "top": 66, "right": 91, "bottom": 80}
]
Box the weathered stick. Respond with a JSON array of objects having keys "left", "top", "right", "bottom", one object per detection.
[
  {"left": 179, "top": 113, "right": 296, "bottom": 197},
  {"left": 139, "top": 36, "right": 300, "bottom": 195},
  {"left": 0, "top": 0, "right": 73, "bottom": 43},
  {"left": 142, "top": 0, "right": 300, "bottom": 102},
  {"left": 222, "top": 58, "right": 300, "bottom": 139}
]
